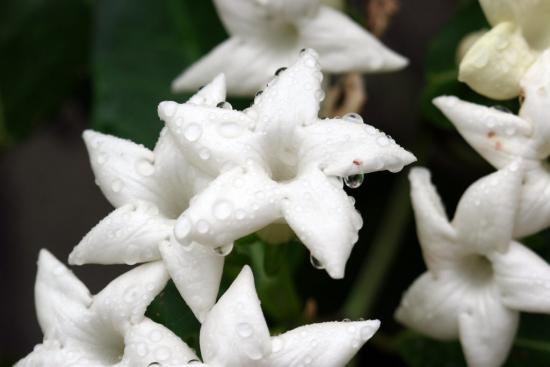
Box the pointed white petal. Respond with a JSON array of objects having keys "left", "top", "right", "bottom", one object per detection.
[
  {"left": 433, "top": 96, "right": 534, "bottom": 168},
  {"left": 458, "top": 22, "right": 536, "bottom": 100},
  {"left": 83, "top": 130, "right": 180, "bottom": 216},
  {"left": 479, "top": 0, "right": 515, "bottom": 27},
  {"left": 187, "top": 73, "right": 227, "bottom": 107},
  {"left": 92, "top": 261, "right": 169, "bottom": 333},
  {"left": 281, "top": 168, "right": 361, "bottom": 279},
  {"left": 174, "top": 165, "right": 281, "bottom": 249},
  {"left": 452, "top": 160, "right": 523, "bottom": 253},
  {"left": 520, "top": 50, "right": 550, "bottom": 156},
  {"left": 515, "top": 165, "right": 550, "bottom": 237},
  {"left": 408, "top": 168, "right": 459, "bottom": 272},
  {"left": 266, "top": 320, "right": 380, "bottom": 367},
  {"left": 299, "top": 6, "right": 408, "bottom": 72},
  {"left": 299, "top": 118, "right": 416, "bottom": 177},
  {"left": 159, "top": 237, "right": 224, "bottom": 322},
  {"left": 160, "top": 101, "right": 260, "bottom": 176},
  {"left": 252, "top": 49, "right": 323, "bottom": 136},
  {"left": 119, "top": 318, "right": 199, "bottom": 367},
  {"left": 70, "top": 203, "right": 171, "bottom": 266},
  {"left": 35, "top": 250, "right": 92, "bottom": 341},
  {"left": 458, "top": 292, "right": 518, "bottom": 367},
  {"left": 200, "top": 266, "right": 271, "bottom": 366},
  {"left": 395, "top": 272, "right": 464, "bottom": 340},
  {"left": 172, "top": 38, "right": 289, "bottom": 96},
  {"left": 15, "top": 342, "right": 100, "bottom": 367},
  {"left": 490, "top": 241, "right": 550, "bottom": 313}
]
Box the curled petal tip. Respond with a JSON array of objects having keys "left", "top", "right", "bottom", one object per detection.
[{"left": 158, "top": 101, "right": 179, "bottom": 121}]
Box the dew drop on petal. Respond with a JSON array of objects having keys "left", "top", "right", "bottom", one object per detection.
[
  {"left": 236, "top": 322, "right": 253, "bottom": 338},
  {"left": 309, "top": 254, "right": 325, "bottom": 269},
  {"left": 343, "top": 113, "right": 363, "bottom": 124},
  {"left": 216, "top": 101, "right": 233, "bottom": 110},
  {"left": 214, "top": 242, "right": 234, "bottom": 256},
  {"left": 275, "top": 67, "right": 287, "bottom": 76},
  {"left": 188, "top": 360, "right": 201, "bottom": 364},
  {"left": 196, "top": 220, "right": 209, "bottom": 234},
  {"left": 111, "top": 180, "right": 123, "bottom": 193},
  {"left": 492, "top": 105, "right": 512, "bottom": 114},
  {"left": 174, "top": 216, "right": 192, "bottom": 241},
  {"left": 213, "top": 200, "right": 233, "bottom": 220},
  {"left": 184, "top": 123, "right": 202, "bottom": 142},
  {"left": 147, "top": 363, "right": 161, "bottom": 367},
  {"left": 344, "top": 174, "right": 364, "bottom": 189}
]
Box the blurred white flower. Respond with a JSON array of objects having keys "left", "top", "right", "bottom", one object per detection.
[
  {"left": 172, "top": 0, "right": 408, "bottom": 96},
  {"left": 16, "top": 250, "right": 199, "bottom": 367},
  {"left": 159, "top": 50, "right": 416, "bottom": 279},
  {"left": 459, "top": 0, "right": 550, "bottom": 99},
  {"left": 435, "top": 50, "right": 550, "bottom": 238},
  {"left": 174, "top": 265, "right": 380, "bottom": 367},
  {"left": 69, "top": 75, "right": 228, "bottom": 321},
  {"left": 396, "top": 162, "right": 550, "bottom": 367}
]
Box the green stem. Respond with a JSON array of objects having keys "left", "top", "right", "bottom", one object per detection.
[{"left": 342, "top": 175, "right": 411, "bottom": 319}]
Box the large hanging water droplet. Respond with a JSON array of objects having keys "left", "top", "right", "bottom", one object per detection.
[
  {"left": 492, "top": 105, "right": 512, "bottom": 114},
  {"left": 275, "top": 67, "right": 287, "bottom": 76},
  {"left": 214, "top": 242, "right": 234, "bottom": 256},
  {"left": 344, "top": 174, "right": 364, "bottom": 189},
  {"left": 216, "top": 101, "right": 233, "bottom": 110},
  {"left": 309, "top": 254, "right": 325, "bottom": 269},
  {"left": 343, "top": 113, "right": 363, "bottom": 124}
]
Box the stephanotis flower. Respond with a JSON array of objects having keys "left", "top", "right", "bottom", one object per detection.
[
  {"left": 168, "top": 265, "right": 380, "bottom": 366},
  {"left": 459, "top": 0, "right": 550, "bottom": 99},
  {"left": 16, "top": 250, "right": 198, "bottom": 367},
  {"left": 172, "top": 0, "right": 407, "bottom": 96},
  {"left": 396, "top": 162, "right": 550, "bottom": 367},
  {"left": 69, "top": 76, "right": 229, "bottom": 321},
  {"left": 159, "top": 50, "right": 416, "bottom": 278},
  {"left": 435, "top": 50, "right": 550, "bottom": 238}
]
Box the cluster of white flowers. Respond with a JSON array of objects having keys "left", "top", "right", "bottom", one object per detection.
[
  {"left": 396, "top": 12, "right": 550, "bottom": 367},
  {"left": 15, "top": 1, "right": 415, "bottom": 365}
]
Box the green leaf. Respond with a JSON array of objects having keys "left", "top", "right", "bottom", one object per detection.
[
  {"left": 93, "top": 0, "right": 226, "bottom": 148},
  {"left": 0, "top": 0, "right": 90, "bottom": 146}
]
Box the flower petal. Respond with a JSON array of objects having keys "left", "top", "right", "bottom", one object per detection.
[
  {"left": 173, "top": 164, "right": 281, "bottom": 249},
  {"left": 458, "top": 22, "right": 536, "bottom": 100},
  {"left": 91, "top": 261, "right": 169, "bottom": 333},
  {"left": 433, "top": 96, "right": 534, "bottom": 168},
  {"left": 490, "top": 241, "right": 550, "bottom": 313},
  {"left": 200, "top": 266, "right": 271, "bottom": 366},
  {"left": 34, "top": 250, "right": 92, "bottom": 341},
  {"left": 187, "top": 73, "right": 227, "bottom": 107},
  {"left": 15, "top": 342, "right": 100, "bottom": 367},
  {"left": 395, "top": 272, "right": 464, "bottom": 340},
  {"left": 452, "top": 160, "right": 523, "bottom": 254},
  {"left": 515, "top": 165, "right": 550, "bottom": 237},
  {"left": 83, "top": 130, "right": 181, "bottom": 217},
  {"left": 265, "top": 320, "right": 380, "bottom": 367},
  {"left": 409, "top": 168, "right": 459, "bottom": 272},
  {"left": 69, "top": 202, "right": 171, "bottom": 266},
  {"left": 458, "top": 293, "right": 518, "bottom": 367},
  {"left": 159, "top": 237, "right": 224, "bottom": 322},
  {"left": 281, "top": 168, "right": 362, "bottom": 279},
  {"left": 119, "top": 318, "right": 199, "bottom": 366},
  {"left": 159, "top": 101, "right": 261, "bottom": 176},
  {"left": 299, "top": 6, "right": 408, "bottom": 72},
  {"left": 299, "top": 118, "right": 416, "bottom": 177},
  {"left": 172, "top": 38, "right": 290, "bottom": 96}
]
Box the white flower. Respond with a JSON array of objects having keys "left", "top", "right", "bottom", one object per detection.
[
  {"left": 171, "top": 265, "right": 380, "bottom": 367},
  {"left": 435, "top": 50, "right": 550, "bottom": 238},
  {"left": 172, "top": 0, "right": 407, "bottom": 96},
  {"left": 396, "top": 162, "right": 550, "bottom": 367},
  {"left": 159, "top": 50, "right": 416, "bottom": 279},
  {"left": 459, "top": 0, "right": 550, "bottom": 99},
  {"left": 69, "top": 75, "right": 229, "bottom": 321},
  {"left": 16, "top": 250, "right": 199, "bottom": 367}
]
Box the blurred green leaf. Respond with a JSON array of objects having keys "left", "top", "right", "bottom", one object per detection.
[
  {"left": 93, "top": 0, "right": 226, "bottom": 148},
  {"left": 421, "top": 0, "right": 518, "bottom": 128},
  {"left": 0, "top": 0, "right": 90, "bottom": 146}
]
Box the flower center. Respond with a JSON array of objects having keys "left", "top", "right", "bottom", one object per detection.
[
  {"left": 457, "top": 254, "right": 494, "bottom": 285},
  {"left": 266, "top": 20, "right": 300, "bottom": 50}
]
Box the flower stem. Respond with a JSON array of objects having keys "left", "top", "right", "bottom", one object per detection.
[{"left": 342, "top": 174, "right": 411, "bottom": 319}]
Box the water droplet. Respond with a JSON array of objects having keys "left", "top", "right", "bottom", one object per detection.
[
  {"left": 96, "top": 154, "right": 107, "bottom": 165},
  {"left": 492, "top": 105, "right": 512, "bottom": 114},
  {"left": 310, "top": 254, "right": 325, "bottom": 269},
  {"left": 175, "top": 216, "right": 192, "bottom": 242},
  {"left": 184, "top": 123, "right": 202, "bottom": 142},
  {"left": 237, "top": 322, "right": 253, "bottom": 338},
  {"left": 299, "top": 48, "right": 307, "bottom": 54},
  {"left": 196, "top": 220, "right": 209, "bottom": 234},
  {"left": 376, "top": 136, "right": 390, "bottom": 146},
  {"left": 149, "top": 330, "right": 163, "bottom": 342},
  {"left": 343, "top": 113, "right": 363, "bottom": 124},
  {"left": 315, "top": 89, "right": 325, "bottom": 101},
  {"left": 342, "top": 318, "right": 351, "bottom": 322},
  {"left": 344, "top": 174, "right": 364, "bottom": 189},
  {"left": 275, "top": 67, "right": 287, "bottom": 76},
  {"left": 213, "top": 200, "right": 233, "bottom": 220},
  {"left": 235, "top": 209, "right": 246, "bottom": 220},
  {"left": 214, "top": 242, "right": 234, "bottom": 256},
  {"left": 147, "top": 363, "right": 161, "bottom": 367},
  {"left": 216, "top": 101, "right": 233, "bottom": 110},
  {"left": 199, "top": 148, "right": 210, "bottom": 160},
  {"left": 111, "top": 180, "right": 123, "bottom": 193},
  {"left": 188, "top": 360, "right": 201, "bottom": 364}
]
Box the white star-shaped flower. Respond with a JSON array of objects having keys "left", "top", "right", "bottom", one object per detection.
[
  {"left": 16, "top": 250, "right": 200, "bottom": 367},
  {"left": 459, "top": 0, "right": 550, "bottom": 99},
  {"left": 69, "top": 75, "right": 229, "bottom": 321},
  {"left": 159, "top": 50, "right": 416, "bottom": 279},
  {"left": 396, "top": 162, "right": 550, "bottom": 367},
  {"left": 172, "top": 0, "right": 408, "bottom": 96},
  {"left": 435, "top": 50, "right": 550, "bottom": 238},
  {"left": 168, "top": 265, "right": 380, "bottom": 367}
]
